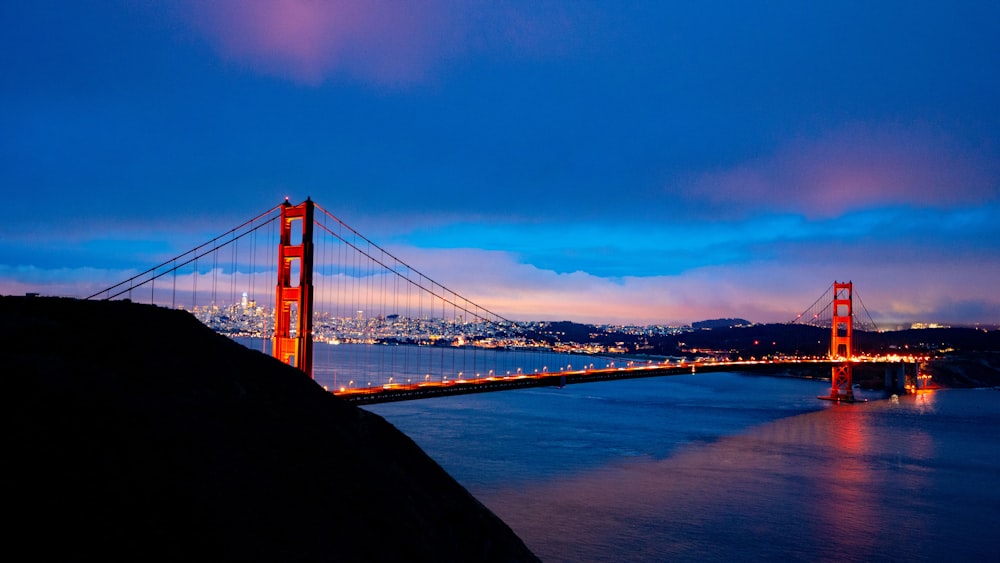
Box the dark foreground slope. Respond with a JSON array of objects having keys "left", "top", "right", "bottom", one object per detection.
[{"left": 2, "top": 296, "right": 538, "bottom": 562}]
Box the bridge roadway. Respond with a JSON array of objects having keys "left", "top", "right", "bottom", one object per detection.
[{"left": 333, "top": 359, "right": 907, "bottom": 405}]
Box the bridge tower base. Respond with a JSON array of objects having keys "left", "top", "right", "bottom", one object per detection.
[{"left": 272, "top": 198, "right": 314, "bottom": 378}]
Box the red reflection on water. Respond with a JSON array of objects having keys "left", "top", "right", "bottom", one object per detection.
[
  {"left": 828, "top": 403, "right": 869, "bottom": 456},
  {"left": 811, "top": 403, "right": 878, "bottom": 555}
]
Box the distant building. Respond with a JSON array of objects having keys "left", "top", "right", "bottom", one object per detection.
[{"left": 910, "top": 322, "right": 950, "bottom": 329}]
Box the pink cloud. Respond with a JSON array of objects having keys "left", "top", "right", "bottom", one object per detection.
[
  {"left": 340, "top": 253, "right": 997, "bottom": 326},
  {"left": 683, "top": 122, "right": 998, "bottom": 217},
  {"left": 180, "top": 1, "right": 579, "bottom": 86},
  {"left": 378, "top": 245, "right": 1000, "bottom": 326}
]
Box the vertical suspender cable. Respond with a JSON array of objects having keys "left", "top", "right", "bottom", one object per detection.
[
  {"left": 192, "top": 257, "right": 198, "bottom": 313},
  {"left": 212, "top": 242, "right": 218, "bottom": 308},
  {"left": 172, "top": 259, "right": 176, "bottom": 309}
]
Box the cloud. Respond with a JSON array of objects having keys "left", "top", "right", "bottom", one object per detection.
[
  {"left": 4, "top": 237, "right": 999, "bottom": 327},
  {"left": 0, "top": 265, "right": 140, "bottom": 299},
  {"left": 372, "top": 244, "right": 1000, "bottom": 326},
  {"left": 393, "top": 201, "right": 1000, "bottom": 279},
  {"left": 680, "top": 122, "right": 999, "bottom": 218},
  {"left": 4, "top": 200, "right": 997, "bottom": 327},
  {"left": 180, "top": 0, "right": 581, "bottom": 86}
]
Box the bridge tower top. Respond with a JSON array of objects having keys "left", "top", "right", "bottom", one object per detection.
[{"left": 831, "top": 281, "right": 853, "bottom": 360}]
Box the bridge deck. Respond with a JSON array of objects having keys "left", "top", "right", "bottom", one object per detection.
[{"left": 335, "top": 360, "right": 865, "bottom": 405}]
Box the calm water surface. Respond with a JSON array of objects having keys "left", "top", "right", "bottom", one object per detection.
[{"left": 365, "top": 373, "right": 1000, "bottom": 562}]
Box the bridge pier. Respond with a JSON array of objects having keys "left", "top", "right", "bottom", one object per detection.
[
  {"left": 884, "top": 363, "right": 905, "bottom": 393},
  {"left": 822, "top": 363, "right": 856, "bottom": 402},
  {"left": 885, "top": 362, "right": 920, "bottom": 393}
]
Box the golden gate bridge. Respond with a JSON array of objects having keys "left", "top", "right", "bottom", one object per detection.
[{"left": 87, "top": 198, "right": 916, "bottom": 404}]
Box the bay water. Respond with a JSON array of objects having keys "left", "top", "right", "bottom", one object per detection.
[{"left": 364, "top": 372, "right": 1000, "bottom": 562}]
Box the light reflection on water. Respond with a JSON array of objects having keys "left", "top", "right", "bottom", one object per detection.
[{"left": 366, "top": 375, "right": 1000, "bottom": 562}]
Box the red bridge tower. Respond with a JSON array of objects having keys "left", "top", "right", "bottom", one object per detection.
[
  {"left": 273, "top": 198, "right": 314, "bottom": 378},
  {"left": 825, "top": 281, "right": 856, "bottom": 401}
]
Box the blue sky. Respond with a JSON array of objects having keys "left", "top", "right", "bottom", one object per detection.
[{"left": 2, "top": 1, "right": 998, "bottom": 326}]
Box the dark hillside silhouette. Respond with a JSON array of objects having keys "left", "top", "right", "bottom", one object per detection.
[{"left": 3, "top": 296, "right": 538, "bottom": 562}]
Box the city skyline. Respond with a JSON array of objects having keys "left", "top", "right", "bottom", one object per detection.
[{"left": 2, "top": 2, "right": 999, "bottom": 326}]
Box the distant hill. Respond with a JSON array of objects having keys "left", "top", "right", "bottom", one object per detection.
[
  {"left": 524, "top": 319, "right": 1000, "bottom": 362},
  {"left": 691, "top": 318, "right": 751, "bottom": 330},
  {"left": 532, "top": 320, "right": 619, "bottom": 345},
  {"left": 2, "top": 296, "right": 538, "bottom": 562},
  {"left": 658, "top": 323, "right": 829, "bottom": 357},
  {"left": 642, "top": 323, "right": 1000, "bottom": 358}
]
